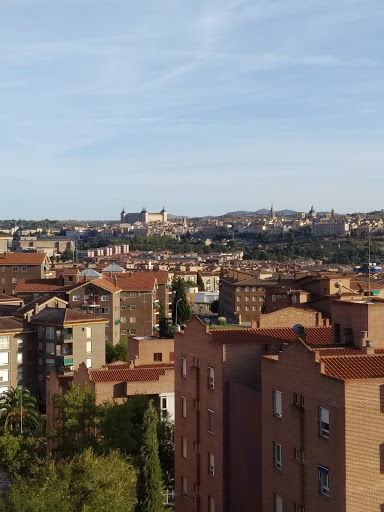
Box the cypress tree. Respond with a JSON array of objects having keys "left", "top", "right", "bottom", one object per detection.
[
  {"left": 196, "top": 272, "right": 205, "bottom": 291},
  {"left": 172, "top": 278, "right": 192, "bottom": 325},
  {"left": 136, "top": 401, "right": 164, "bottom": 512}
]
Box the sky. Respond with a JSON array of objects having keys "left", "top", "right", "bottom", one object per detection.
[{"left": 1, "top": 0, "right": 384, "bottom": 219}]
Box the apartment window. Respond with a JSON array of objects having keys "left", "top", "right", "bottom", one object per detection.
[
  {"left": 252, "top": 306, "right": 257, "bottom": 311},
  {"left": 1, "top": 279, "right": 4, "bottom": 284},
  {"left": 46, "top": 342, "right": 54, "bottom": 354},
  {"left": 1, "top": 267, "right": 4, "bottom": 272},
  {"left": 130, "top": 292, "right": 136, "bottom": 298},
  {"left": 0, "top": 336, "right": 9, "bottom": 350},
  {"left": 182, "top": 477, "right": 187, "bottom": 497},
  {"left": 46, "top": 326, "right": 54, "bottom": 339},
  {"left": 105, "top": 334, "right": 109, "bottom": 341},
  {"left": 245, "top": 296, "right": 250, "bottom": 301},
  {"left": 85, "top": 326, "right": 92, "bottom": 338},
  {"left": 208, "top": 410, "right": 214, "bottom": 433},
  {"left": 294, "top": 504, "right": 305, "bottom": 512},
  {"left": 86, "top": 341, "right": 92, "bottom": 353},
  {"left": 121, "top": 304, "right": 126, "bottom": 309},
  {"left": 0, "top": 370, "right": 9, "bottom": 382},
  {"left": 252, "top": 296, "right": 257, "bottom": 301},
  {"left": 273, "top": 442, "right": 282, "bottom": 470},
  {"left": 294, "top": 448, "right": 305, "bottom": 464},
  {"left": 101, "top": 307, "right": 110, "bottom": 314},
  {"left": 236, "top": 296, "right": 241, "bottom": 302},
  {"left": 21, "top": 266, "right": 27, "bottom": 272},
  {"left": 318, "top": 465, "right": 329, "bottom": 496},
  {"left": 129, "top": 329, "right": 137, "bottom": 335},
  {"left": 237, "top": 306, "right": 241, "bottom": 311},
  {"left": 101, "top": 295, "right": 109, "bottom": 301},
  {"left": 245, "top": 286, "right": 249, "bottom": 292},
  {"left": 0, "top": 386, "right": 8, "bottom": 395},
  {"left": 72, "top": 295, "right": 80, "bottom": 302},
  {"left": 319, "top": 407, "right": 329, "bottom": 438},
  {"left": 121, "top": 329, "right": 127, "bottom": 335},
  {"left": 12, "top": 277, "right": 18, "bottom": 284},
  {"left": 294, "top": 393, "right": 305, "bottom": 408},
  {"left": 154, "top": 353, "right": 162, "bottom": 362},
  {"left": 273, "top": 390, "right": 282, "bottom": 418},
  {"left": 182, "top": 397, "right": 187, "bottom": 418},
  {"left": 182, "top": 436, "right": 187, "bottom": 458},
  {"left": 17, "top": 369, "right": 23, "bottom": 381},
  {"left": 236, "top": 286, "right": 241, "bottom": 292},
  {"left": 46, "top": 358, "right": 55, "bottom": 372},
  {"left": 245, "top": 305, "right": 250, "bottom": 311},
  {"left": 86, "top": 358, "right": 92, "bottom": 369},
  {"left": 208, "top": 496, "right": 215, "bottom": 512},
  {"left": 181, "top": 357, "right": 187, "bottom": 378},
  {"left": 208, "top": 452, "right": 215, "bottom": 476},
  {"left": 252, "top": 286, "right": 256, "bottom": 292},
  {"left": 130, "top": 304, "right": 136, "bottom": 310},
  {"left": 208, "top": 366, "right": 214, "bottom": 389},
  {"left": 273, "top": 494, "right": 283, "bottom": 512},
  {"left": 17, "top": 353, "right": 22, "bottom": 364},
  {"left": 130, "top": 317, "right": 136, "bottom": 324},
  {"left": 120, "top": 317, "right": 127, "bottom": 323},
  {"left": 12, "top": 266, "right": 18, "bottom": 272},
  {"left": 272, "top": 294, "right": 276, "bottom": 302}
]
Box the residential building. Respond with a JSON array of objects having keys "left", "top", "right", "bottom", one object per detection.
[{"left": 0, "top": 252, "right": 51, "bottom": 296}]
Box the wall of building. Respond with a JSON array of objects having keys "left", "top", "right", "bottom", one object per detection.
[{"left": 127, "top": 337, "right": 174, "bottom": 365}]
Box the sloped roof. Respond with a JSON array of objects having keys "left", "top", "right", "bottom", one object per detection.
[
  {"left": 321, "top": 354, "right": 384, "bottom": 380},
  {"left": 101, "top": 263, "right": 126, "bottom": 273},
  {"left": 0, "top": 253, "right": 49, "bottom": 265},
  {"left": 89, "top": 365, "right": 173, "bottom": 383},
  {"left": 79, "top": 268, "right": 102, "bottom": 278},
  {"left": 69, "top": 277, "right": 122, "bottom": 293},
  {"left": 29, "top": 307, "right": 107, "bottom": 326},
  {"left": 106, "top": 273, "right": 157, "bottom": 291},
  {"left": 14, "top": 296, "right": 68, "bottom": 316},
  {"left": 210, "top": 327, "right": 297, "bottom": 345},
  {"left": 0, "top": 316, "right": 27, "bottom": 332},
  {"left": 16, "top": 278, "right": 73, "bottom": 293},
  {"left": 302, "top": 327, "right": 332, "bottom": 346}
]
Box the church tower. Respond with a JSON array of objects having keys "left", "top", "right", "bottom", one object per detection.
[{"left": 120, "top": 207, "right": 126, "bottom": 223}]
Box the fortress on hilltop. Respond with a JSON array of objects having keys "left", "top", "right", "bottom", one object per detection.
[{"left": 120, "top": 206, "right": 167, "bottom": 224}]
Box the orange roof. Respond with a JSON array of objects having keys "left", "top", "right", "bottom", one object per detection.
[
  {"left": 0, "top": 253, "right": 49, "bottom": 265},
  {"left": 107, "top": 273, "right": 157, "bottom": 291},
  {"left": 302, "top": 327, "right": 332, "bottom": 346},
  {"left": 70, "top": 277, "right": 121, "bottom": 293},
  {"left": 89, "top": 366, "right": 173, "bottom": 383},
  {"left": 321, "top": 354, "right": 384, "bottom": 380},
  {"left": 210, "top": 328, "right": 297, "bottom": 345},
  {"left": 16, "top": 278, "right": 72, "bottom": 292}
]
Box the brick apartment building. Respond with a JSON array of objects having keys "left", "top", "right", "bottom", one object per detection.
[
  {"left": 174, "top": 316, "right": 331, "bottom": 512},
  {"left": 0, "top": 252, "right": 51, "bottom": 296},
  {"left": 262, "top": 299, "right": 384, "bottom": 511}
]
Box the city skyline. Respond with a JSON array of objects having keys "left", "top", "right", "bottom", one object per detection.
[{"left": 2, "top": 0, "right": 384, "bottom": 218}]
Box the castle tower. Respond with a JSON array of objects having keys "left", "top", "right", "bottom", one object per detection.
[{"left": 161, "top": 206, "right": 168, "bottom": 223}]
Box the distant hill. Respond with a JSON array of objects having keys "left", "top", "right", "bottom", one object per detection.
[{"left": 225, "top": 209, "right": 299, "bottom": 216}]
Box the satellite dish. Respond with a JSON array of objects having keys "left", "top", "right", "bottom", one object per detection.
[
  {"left": 334, "top": 280, "right": 342, "bottom": 289},
  {"left": 293, "top": 324, "right": 305, "bottom": 336}
]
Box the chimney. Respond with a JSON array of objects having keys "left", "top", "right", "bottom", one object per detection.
[
  {"left": 359, "top": 330, "right": 368, "bottom": 349},
  {"left": 34, "top": 302, "right": 39, "bottom": 315},
  {"left": 129, "top": 360, "right": 135, "bottom": 369},
  {"left": 363, "top": 338, "right": 375, "bottom": 355}
]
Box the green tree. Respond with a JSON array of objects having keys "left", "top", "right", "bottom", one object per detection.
[
  {"left": 157, "top": 413, "right": 174, "bottom": 488},
  {"left": 49, "top": 383, "right": 100, "bottom": 458},
  {"left": 0, "top": 387, "right": 40, "bottom": 434},
  {"left": 106, "top": 339, "right": 128, "bottom": 363},
  {"left": 2, "top": 449, "right": 137, "bottom": 512},
  {"left": 210, "top": 299, "right": 219, "bottom": 314},
  {"left": 0, "top": 433, "right": 44, "bottom": 477},
  {"left": 60, "top": 248, "right": 74, "bottom": 261},
  {"left": 136, "top": 401, "right": 164, "bottom": 512},
  {"left": 172, "top": 278, "right": 192, "bottom": 325},
  {"left": 196, "top": 272, "right": 205, "bottom": 291},
  {"left": 158, "top": 300, "right": 171, "bottom": 338}
]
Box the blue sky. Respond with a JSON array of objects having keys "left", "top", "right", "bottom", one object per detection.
[{"left": 1, "top": 0, "right": 384, "bottom": 219}]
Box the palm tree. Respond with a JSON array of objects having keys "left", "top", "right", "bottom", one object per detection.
[{"left": 0, "top": 387, "right": 40, "bottom": 434}]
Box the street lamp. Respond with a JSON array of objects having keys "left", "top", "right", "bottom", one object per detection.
[{"left": 175, "top": 298, "right": 182, "bottom": 328}]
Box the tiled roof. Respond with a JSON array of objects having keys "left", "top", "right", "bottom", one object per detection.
[
  {"left": 0, "top": 316, "right": 26, "bottom": 332},
  {"left": 302, "top": 327, "right": 332, "bottom": 346},
  {"left": 16, "top": 279, "right": 72, "bottom": 292},
  {"left": 105, "top": 362, "right": 174, "bottom": 370},
  {"left": 0, "top": 253, "right": 49, "bottom": 265},
  {"left": 58, "top": 268, "right": 80, "bottom": 275},
  {"left": 14, "top": 296, "right": 67, "bottom": 316},
  {"left": 107, "top": 273, "right": 157, "bottom": 291},
  {"left": 29, "top": 307, "right": 107, "bottom": 326},
  {"left": 316, "top": 348, "right": 363, "bottom": 356},
  {"left": 321, "top": 354, "right": 384, "bottom": 380},
  {"left": 0, "top": 294, "right": 22, "bottom": 303},
  {"left": 70, "top": 277, "right": 121, "bottom": 293},
  {"left": 89, "top": 366, "right": 173, "bottom": 383},
  {"left": 210, "top": 328, "right": 297, "bottom": 345},
  {"left": 0, "top": 305, "right": 20, "bottom": 316}
]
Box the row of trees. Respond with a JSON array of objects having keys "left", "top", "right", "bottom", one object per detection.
[{"left": 0, "top": 385, "right": 174, "bottom": 511}]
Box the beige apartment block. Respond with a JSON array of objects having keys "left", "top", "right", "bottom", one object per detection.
[{"left": 0, "top": 252, "right": 51, "bottom": 296}]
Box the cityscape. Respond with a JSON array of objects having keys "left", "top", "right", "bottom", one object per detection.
[{"left": 2, "top": 0, "right": 384, "bottom": 510}]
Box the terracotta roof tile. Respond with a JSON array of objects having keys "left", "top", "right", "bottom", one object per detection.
[
  {"left": 0, "top": 317, "right": 27, "bottom": 332},
  {"left": 70, "top": 277, "right": 121, "bottom": 293},
  {"left": 89, "top": 366, "right": 173, "bottom": 383},
  {"left": 29, "top": 307, "right": 107, "bottom": 326},
  {"left": 210, "top": 328, "right": 297, "bottom": 345},
  {"left": 16, "top": 279, "right": 74, "bottom": 292},
  {"left": 0, "top": 253, "right": 49, "bottom": 265},
  {"left": 302, "top": 327, "right": 332, "bottom": 346},
  {"left": 321, "top": 354, "right": 384, "bottom": 380},
  {"left": 106, "top": 273, "right": 157, "bottom": 291}
]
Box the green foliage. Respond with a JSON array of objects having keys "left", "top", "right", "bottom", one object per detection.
[
  {"left": 172, "top": 278, "right": 192, "bottom": 325},
  {"left": 135, "top": 402, "right": 164, "bottom": 512},
  {"left": 218, "top": 316, "right": 227, "bottom": 325},
  {"left": 105, "top": 339, "right": 127, "bottom": 363},
  {"left": 0, "top": 433, "right": 44, "bottom": 477},
  {"left": 196, "top": 272, "right": 205, "bottom": 291},
  {"left": 2, "top": 449, "right": 137, "bottom": 512},
  {"left": 158, "top": 300, "right": 172, "bottom": 338},
  {"left": 60, "top": 248, "right": 74, "bottom": 262},
  {"left": 49, "top": 383, "right": 100, "bottom": 458},
  {"left": 157, "top": 413, "right": 175, "bottom": 488},
  {"left": 0, "top": 387, "right": 40, "bottom": 434}
]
